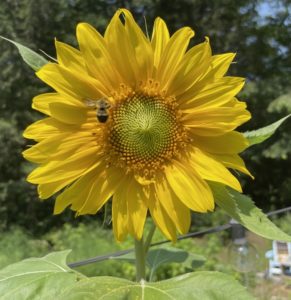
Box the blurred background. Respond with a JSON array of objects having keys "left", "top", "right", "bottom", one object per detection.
[{"left": 0, "top": 0, "right": 290, "bottom": 298}]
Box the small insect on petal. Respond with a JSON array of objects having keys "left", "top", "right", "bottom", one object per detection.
[{"left": 84, "top": 97, "right": 111, "bottom": 123}]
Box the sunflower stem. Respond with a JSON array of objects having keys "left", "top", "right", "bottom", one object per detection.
[
  {"left": 144, "top": 224, "right": 156, "bottom": 254},
  {"left": 134, "top": 237, "right": 146, "bottom": 282}
]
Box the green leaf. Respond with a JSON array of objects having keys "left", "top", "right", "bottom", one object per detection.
[
  {"left": 0, "top": 36, "right": 48, "bottom": 71},
  {"left": 0, "top": 251, "right": 253, "bottom": 299},
  {"left": 243, "top": 114, "right": 290, "bottom": 146},
  {"left": 210, "top": 182, "right": 291, "bottom": 242},
  {"left": 58, "top": 271, "right": 255, "bottom": 300},
  {"left": 0, "top": 250, "right": 82, "bottom": 300},
  {"left": 112, "top": 246, "right": 206, "bottom": 281},
  {"left": 147, "top": 246, "right": 206, "bottom": 280}
]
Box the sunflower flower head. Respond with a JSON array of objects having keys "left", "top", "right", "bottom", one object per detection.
[{"left": 23, "top": 9, "right": 251, "bottom": 242}]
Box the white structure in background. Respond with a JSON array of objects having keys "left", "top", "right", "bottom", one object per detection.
[{"left": 265, "top": 241, "right": 291, "bottom": 277}]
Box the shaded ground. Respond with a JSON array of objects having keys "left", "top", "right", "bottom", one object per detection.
[{"left": 254, "top": 276, "right": 291, "bottom": 300}]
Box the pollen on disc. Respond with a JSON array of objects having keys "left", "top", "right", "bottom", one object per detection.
[{"left": 103, "top": 92, "right": 188, "bottom": 179}]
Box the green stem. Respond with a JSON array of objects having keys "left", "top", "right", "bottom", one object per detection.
[
  {"left": 134, "top": 238, "right": 146, "bottom": 282},
  {"left": 144, "top": 224, "right": 156, "bottom": 254}
]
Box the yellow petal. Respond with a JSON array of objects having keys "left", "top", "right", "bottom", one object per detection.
[
  {"left": 49, "top": 102, "right": 87, "bottom": 124},
  {"left": 112, "top": 176, "right": 131, "bottom": 242},
  {"left": 104, "top": 10, "right": 138, "bottom": 86},
  {"left": 183, "top": 105, "right": 251, "bottom": 136},
  {"left": 189, "top": 148, "right": 242, "bottom": 192},
  {"left": 38, "top": 177, "right": 78, "bottom": 200},
  {"left": 210, "top": 153, "right": 254, "bottom": 179},
  {"left": 148, "top": 185, "right": 177, "bottom": 241},
  {"left": 27, "top": 146, "right": 100, "bottom": 184},
  {"left": 168, "top": 38, "right": 212, "bottom": 96},
  {"left": 55, "top": 171, "right": 98, "bottom": 214},
  {"left": 179, "top": 77, "right": 245, "bottom": 110},
  {"left": 23, "top": 117, "right": 74, "bottom": 141},
  {"left": 54, "top": 163, "right": 123, "bottom": 215},
  {"left": 127, "top": 178, "right": 148, "bottom": 240},
  {"left": 76, "top": 168, "right": 122, "bottom": 215},
  {"left": 23, "top": 132, "right": 68, "bottom": 163},
  {"left": 55, "top": 40, "right": 87, "bottom": 74},
  {"left": 32, "top": 93, "right": 83, "bottom": 116},
  {"left": 36, "top": 63, "right": 106, "bottom": 99},
  {"left": 76, "top": 23, "right": 121, "bottom": 90},
  {"left": 205, "top": 53, "right": 236, "bottom": 79},
  {"left": 151, "top": 17, "right": 170, "bottom": 71},
  {"left": 165, "top": 161, "right": 214, "bottom": 212},
  {"left": 191, "top": 131, "right": 249, "bottom": 154},
  {"left": 23, "top": 132, "right": 96, "bottom": 163},
  {"left": 155, "top": 178, "right": 191, "bottom": 234},
  {"left": 40, "top": 153, "right": 104, "bottom": 201},
  {"left": 121, "top": 9, "right": 154, "bottom": 81},
  {"left": 156, "top": 27, "right": 194, "bottom": 90}
]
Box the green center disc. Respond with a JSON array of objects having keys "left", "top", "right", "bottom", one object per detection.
[{"left": 108, "top": 94, "right": 179, "bottom": 163}]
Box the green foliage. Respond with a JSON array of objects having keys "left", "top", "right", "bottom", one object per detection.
[
  {"left": 0, "top": 36, "right": 48, "bottom": 71},
  {"left": 0, "top": 227, "right": 50, "bottom": 270},
  {"left": 114, "top": 245, "right": 206, "bottom": 281},
  {"left": 211, "top": 182, "right": 291, "bottom": 242},
  {"left": 0, "top": 251, "right": 81, "bottom": 300},
  {"left": 1, "top": 215, "right": 291, "bottom": 298},
  {"left": 0, "top": 251, "right": 254, "bottom": 300},
  {"left": 146, "top": 246, "right": 206, "bottom": 281},
  {"left": 45, "top": 222, "right": 135, "bottom": 279},
  {"left": 268, "top": 92, "right": 291, "bottom": 115},
  {"left": 0, "top": 120, "right": 24, "bottom": 181},
  {"left": 263, "top": 92, "right": 291, "bottom": 160},
  {"left": 243, "top": 114, "right": 290, "bottom": 146},
  {"left": 61, "top": 272, "right": 254, "bottom": 300},
  {"left": 273, "top": 213, "right": 291, "bottom": 236},
  {"left": 0, "top": 221, "right": 231, "bottom": 282}
]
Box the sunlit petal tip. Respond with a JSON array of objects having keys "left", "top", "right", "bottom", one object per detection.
[
  {"left": 185, "top": 27, "right": 195, "bottom": 38},
  {"left": 76, "top": 22, "right": 92, "bottom": 36},
  {"left": 154, "top": 16, "right": 165, "bottom": 23},
  {"left": 231, "top": 52, "right": 237, "bottom": 60},
  {"left": 23, "top": 126, "right": 32, "bottom": 139},
  {"left": 118, "top": 8, "right": 133, "bottom": 17},
  {"left": 249, "top": 173, "right": 255, "bottom": 180},
  {"left": 205, "top": 199, "right": 215, "bottom": 212},
  {"left": 111, "top": 8, "right": 133, "bottom": 24}
]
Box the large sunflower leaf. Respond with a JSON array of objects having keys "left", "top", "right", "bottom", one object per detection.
[
  {"left": 58, "top": 271, "right": 254, "bottom": 300},
  {"left": 0, "top": 36, "right": 48, "bottom": 71},
  {"left": 210, "top": 182, "right": 291, "bottom": 242},
  {"left": 0, "top": 250, "right": 83, "bottom": 300},
  {"left": 111, "top": 246, "right": 206, "bottom": 281},
  {"left": 147, "top": 246, "right": 206, "bottom": 280},
  {"left": 243, "top": 114, "right": 290, "bottom": 146}
]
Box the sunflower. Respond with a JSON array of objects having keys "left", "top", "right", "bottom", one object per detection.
[{"left": 23, "top": 9, "right": 251, "bottom": 241}]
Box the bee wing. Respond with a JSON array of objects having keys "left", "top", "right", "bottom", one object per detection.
[
  {"left": 84, "top": 98, "right": 97, "bottom": 108},
  {"left": 96, "top": 98, "right": 112, "bottom": 109}
]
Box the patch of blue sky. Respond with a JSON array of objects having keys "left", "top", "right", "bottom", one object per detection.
[{"left": 257, "top": 0, "right": 291, "bottom": 25}]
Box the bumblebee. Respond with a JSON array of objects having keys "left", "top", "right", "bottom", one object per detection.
[{"left": 84, "top": 97, "right": 111, "bottom": 123}]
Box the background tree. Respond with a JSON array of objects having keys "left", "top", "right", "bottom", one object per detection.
[{"left": 0, "top": 0, "right": 290, "bottom": 234}]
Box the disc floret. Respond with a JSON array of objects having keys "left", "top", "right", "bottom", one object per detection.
[{"left": 105, "top": 92, "right": 188, "bottom": 180}]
